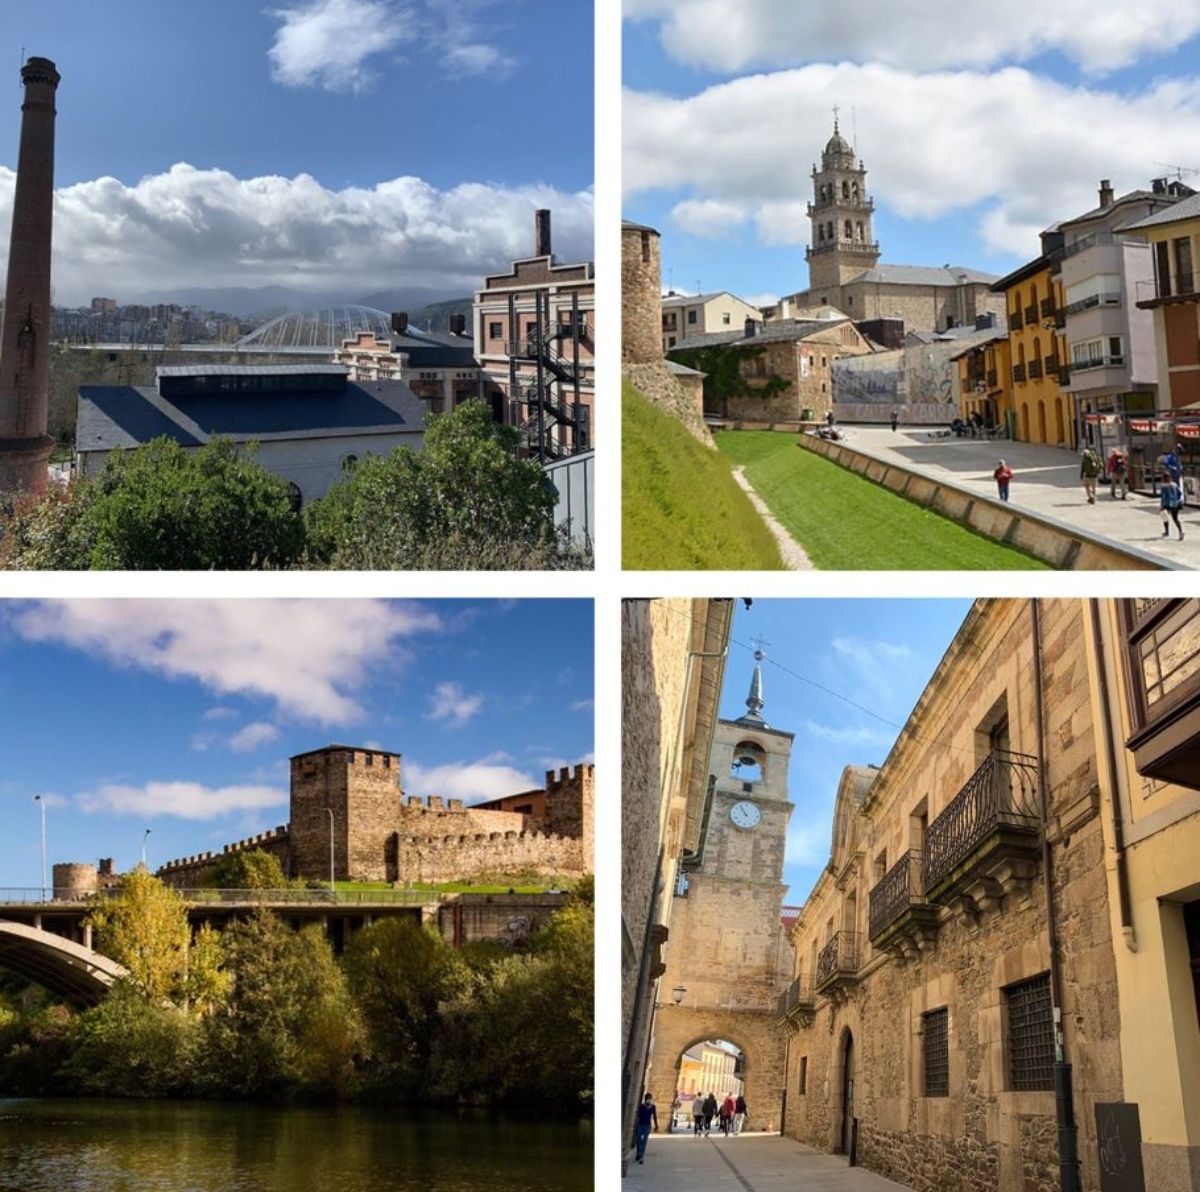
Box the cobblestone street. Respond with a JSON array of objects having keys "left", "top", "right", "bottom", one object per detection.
[{"left": 625, "top": 1134, "right": 912, "bottom": 1191}]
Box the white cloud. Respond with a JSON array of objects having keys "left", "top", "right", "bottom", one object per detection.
[
  {"left": 268, "top": 0, "right": 410, "bottom": 93},
  {"left": 33, "top": 792, "right": 69, "bottom": 809},
  {"left": 426, "top": 681, "right": 484, "bottom": 728},
  {"left": 78, "top": 781, "right": 287, "bottom": 820},
  {"left": 570, "top": 699, "right": 594, "bottom": 713},
  {"left": 404, "top": 758, "right": 540, "bottom": 802},
  {"left": 10, "top": 600, "right": 441, "bottom": 725},
  {"left": 228, "top": 722, "right": 282, "bottom": 753},
  {"left": 625, "top": 64, "right": 1200, "bottom": 260},
  {"left": 446, "top": 42, "right": 516, "bottom": 76},
  {"left": 802, "top": 719, "right": 895, "bottom": 748},
  {"left": 671, "top": 198, "right": 749, "bottom": 239},
  {"left": 201, "top": 706, "right": 238, "bottom": 722},
  {"left": 624, "top": 0, "right": 1200, "bottom": 75},
  {"left": 0, "top": 166, "right": 593, "bottom": 306}
]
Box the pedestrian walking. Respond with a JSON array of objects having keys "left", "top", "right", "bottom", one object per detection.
[
  {"left": 703, "top": 1092, "right": 718, "bottom": 1136},
  {"left": 825, "top": 409, "right": 835, "bottom": 429},
  {"left": 720, "top": 1094, "right": 736, "bottom": 1136},
  {"left": 633, "top": 1094, "right": 658, "bottom": 1165},
  {"left": 890, "top": 406, "right": 900, "bottom": 432},
  {"left": 734, "top": 1094, "right": 747, "bottom": 1135},
  {"left": 692, "top": 1097, "right": 704, "bottom": 1137},
  {"left": 993, "top": 459, "right": 1013, "bottom": 502},
  {"left": 1163, "top": 444, "right": 1184, "bottom": 487},
  {"left": 1080, "top": 445, "right": 1102, "bottom": 504},
  {"left": 1161, "top": 473, "right": 1186, "bottom": 541},
  {"left": 1106, "top": 448, "right": 1128, "bottom": 500}
]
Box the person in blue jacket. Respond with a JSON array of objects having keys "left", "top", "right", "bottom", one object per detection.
[
  {"left": 1161, "top": 471, "right": 1185, "bottom": 541},
  {"left": 633, "top": 1093, "right": 658, "bottom": 1164}
]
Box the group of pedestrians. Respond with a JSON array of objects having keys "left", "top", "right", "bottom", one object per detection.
[
  {"left": 630, "top": 1089, "right": 750, "bottom": 1165},
  {"left": 989, "top": 441, "right": 1188, "bottom": 540}
]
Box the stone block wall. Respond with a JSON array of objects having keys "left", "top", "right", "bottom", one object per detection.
[
  {"left": 158, "top": 825, "right": 291, "bottom": 888},
  {"left": 399, "top": 827, "right": 584, "bottom": 883},
  {"left": 622, "top": 223, "right": 662, "bottom": 364},
  {"left": 545, "top": 763, "right": 594, "bottom": 870}
]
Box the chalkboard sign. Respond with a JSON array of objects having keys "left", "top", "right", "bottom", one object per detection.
[{"left": 1094, "top": 1102, "right": 1146, "bottom": 1192}]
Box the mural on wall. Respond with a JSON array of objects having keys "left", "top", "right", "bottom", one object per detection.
[{"left": 834, "top": 340, "right": 965, "bottom": 407}]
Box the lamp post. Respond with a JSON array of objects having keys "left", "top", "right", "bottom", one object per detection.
[
  {"left": 33, "top": 795, "right": 46, "bottom": 902},
  {"left": 325, "top": 808, "right": 335, "bottom": 892},
  {"left": 141, "top": 829, "right": 151, "bottom": 869},
  {"left": 672, "top": 985, "right": 686, "bottom": 1006}
]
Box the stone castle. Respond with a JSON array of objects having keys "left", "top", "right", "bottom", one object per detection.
[{"left": 157, "top": 744, "right": 593, "bottom": 886}]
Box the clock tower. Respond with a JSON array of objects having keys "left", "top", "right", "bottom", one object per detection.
[{"left": 645, "top": 647, "right": 795, "bottom": 1125}]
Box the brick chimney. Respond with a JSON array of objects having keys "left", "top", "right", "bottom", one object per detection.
[
  {"left": 1099, "top": 179, "right": 1114, "bottom": 209},
  {"left": 0, "top": 58, "right": 60, "bottom": 493},
  {"left": 534, "top": 208, "right": 552, "bottom": 257},
  {"left": 391, "top": 311, "right": 409, "bottom": 335}
]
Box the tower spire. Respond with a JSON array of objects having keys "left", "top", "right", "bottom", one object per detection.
[{"left": 743, "top": 637, "right": 769, "bottom": 724}]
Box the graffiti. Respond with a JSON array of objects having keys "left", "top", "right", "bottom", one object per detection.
[
  {"left": 835, "top": 342, "right": 959, "bottom": 406},
  {"left": 1093, "top": 1103, "right": 1145, "bottom": 1192}
]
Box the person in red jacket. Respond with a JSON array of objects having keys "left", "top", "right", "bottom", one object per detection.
[
  {"left": 993, "top": 459, "right": 1013, "bottom": 503},
  {"left": 720, "top": 1093, "right": 736, "bottom": 1136}
]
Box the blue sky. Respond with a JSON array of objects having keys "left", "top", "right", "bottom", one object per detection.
[
  {"left": 0, "top": 0, "right": 594, "bottom": 303},
  {"left": 623, "top": 2, "right": 1200, "bottom": 305},
  {"left": 0, "top": 599, "right": 593, "bottom": 890},
  {"left": 717, "top": 598, "right": 972, "bottom": 903}
]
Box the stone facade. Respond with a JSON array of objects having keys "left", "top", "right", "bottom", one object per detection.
[
  {"left": 622, "top": 221, "right": 663, "bottom": 365},
  {"left": 158, "top": 746, "right": 593, "bottom": 887},
  {"left": 781, "top": 600, "right": 1124, "bottom": 1192}
]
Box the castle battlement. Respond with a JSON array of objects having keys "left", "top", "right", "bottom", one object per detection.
[
  {"left": 160, "top": 824, "right": 289, "bottom": 875},
  {"left": 545, "top": 762, "right": 595, "bottom": 792}
]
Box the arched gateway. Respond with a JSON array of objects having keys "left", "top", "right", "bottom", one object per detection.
[{"left": 646, "top": 648, "right": 795, "bottom": 1132}]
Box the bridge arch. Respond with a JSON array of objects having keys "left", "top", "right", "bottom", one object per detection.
[{"left": 0, "top": 920, "right": 126, "bottom": 1007}]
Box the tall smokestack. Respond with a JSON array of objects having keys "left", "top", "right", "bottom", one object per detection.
[
  {"left": 534, "top": 208, "right": 552, "bottom": 258},
  {"left": 0, "top": 58, "right": 60, "bottom": 493}
]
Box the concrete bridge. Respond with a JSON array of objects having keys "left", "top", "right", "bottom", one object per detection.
[
  {"left": 0, "top": 888, "right": 566, "bottom": 1001},
  {"left": 0, "top": 920, "right": 126, "bottom": 1007}
]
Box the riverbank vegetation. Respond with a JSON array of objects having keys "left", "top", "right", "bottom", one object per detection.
[{"left": 0, "top": 870, "right": 593, "bottom": 1109}]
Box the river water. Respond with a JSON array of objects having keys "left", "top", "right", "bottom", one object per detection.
[{"left": 0, "top": 1099, "right": 592, "bottom": 1191}]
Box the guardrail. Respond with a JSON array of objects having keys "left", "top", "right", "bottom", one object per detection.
[{"left": 0, "top": 887, "right": 442, "bottom": 907}]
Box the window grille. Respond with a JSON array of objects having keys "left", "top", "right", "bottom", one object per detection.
[
  {"left": 1006, "top": 973, "right": 1054, "bottom": 1091},
  {"left": 923, "top": 1008, "right": 949, "bottom": 1097}
]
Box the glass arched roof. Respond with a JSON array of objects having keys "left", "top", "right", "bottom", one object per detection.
[{"left": 238, "top": 305, "right": 393, "bottom": 351}]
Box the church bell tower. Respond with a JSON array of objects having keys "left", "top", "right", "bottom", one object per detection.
[{"left": 806, "top": 112, "right": 880, "bottom": 293}]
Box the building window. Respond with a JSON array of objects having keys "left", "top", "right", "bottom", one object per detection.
[
  {"left": 923, "top": 1008, "right": 949, "bottom": 1097},
  {"left": 641, "top": 231, "right": 650, "bottom": 263},
  {"left": 382, "top": 755, "right": 391, "bottom": 769},
  {"left": 668, "top": 336, "right": 676, "bottom": 348},
  {"left": 723, "top": 312, "right": 731, "bottom": 325},
  {"left": 688, "top": 310, "right": 698, "bottom": 325},
  {"left": 489, "top": 322, "right": 502, "bottom": 340},
  {"left": 844, "top": 220, "right": 853, "bottom": 239},
  {"left": 1174, "top": 236, "right": 1194, "bottom": 293},
  {"left": 798, "top": 1056, "right": 808, "bottom": 1095},
  {"left": 1005, "top": 973, "right": 1054, "bottom": 1091}
]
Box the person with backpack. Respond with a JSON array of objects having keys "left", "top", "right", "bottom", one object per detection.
[
  {"left": 1080, "top": 445, "right": 1102, "bottom": 504},
  {"left": 720, "top": 1093, "right": 736, "bottom": 1136},
  {"left": 1161, "top": 471, "right": 1186, "bottom": 540},
  {"left": 1106, "top": 448, "right": 1128, "bottom": 500},
  {"left": 702, "top": 1092, "right": 718, "bottom": 1136},
  {"left": 692, "top": 1096, "right": 705, "bottom": 1137},
  {"left": 993, "top": 459, "right": 1013, "bottom": 502}
]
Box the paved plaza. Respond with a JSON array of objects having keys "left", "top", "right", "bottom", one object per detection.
[
  {"left": 840, "top": 427, "right": 1199, "bottom": 568},
  {"left": 625, "top": 1133, "right": 911, "bottom": 1191}
]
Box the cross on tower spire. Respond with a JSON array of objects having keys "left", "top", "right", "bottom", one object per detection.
[{"left": 743, "top": 638, "right": 770, "bottom": 724}]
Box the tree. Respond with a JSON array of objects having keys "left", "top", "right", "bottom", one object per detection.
[
  {"left": 207, "top": 848, "right": 291, "bottom": 891},
  {"left": 303, "top": 400, "right": 560, "bottom": 569},
  {"left": 343, "top": 918, "right": 468, "bottom": 1094},
  {"left": 78, "top": 438, "right": 306, "bottom": 569},
  {"left": 202, "top": 912, "right": 359, "bottom": 1099},
  {"left": 87, "top": 867, "right": 193, "bottom": 1003}
]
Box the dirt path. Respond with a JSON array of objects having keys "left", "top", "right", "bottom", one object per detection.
[{"left": 733, "top": 467, "right": 813, "bottom": 570}]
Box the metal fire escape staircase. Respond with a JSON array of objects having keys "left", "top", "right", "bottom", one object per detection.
[{"left": 507, "top": 288, "right": 588, "bottom": 463}]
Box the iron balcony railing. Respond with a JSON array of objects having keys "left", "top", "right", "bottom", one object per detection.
[
  {"left": 1029, "top": 359, "right": 1043, "bottom": 380},
  {"left": 1045, "top": 356, "right": 1059, "bottom": 376},
  {"left": 1055, "top": 309, "right": 1067, "bottom": 329},
  {"left": 923, "top": 749, "right": 1040, "bottom": 893},
  {"left": 1057, "top": 229, "right": 1116, "bottom": 260},
  {"left": 986, "top": 369, "right": 998, "bottom": 388},
  {"left": 815, "top": 930, "right": 860, "bottom": 990},
  {"left": 1024, "top": 304, "right": 1038, "bottom": 325},
  {"left": 1012, "top": 363, "right": 1027, "bottom": 383},
  {"left": 1065, "top": 292, "right": 1122, "bottom": 317},
  {"left": 868, "top": 849, "right": 927, "bottom": 941},
  {"left": 1137, "top": 274, "right": 1199, "bottom": 305},
  {"left": 776, "top": 974, "right": 816, "bottom": 1018},
  {"left": 1070, "top": 355, "right": 1125, "bottom": 373},
  {"left": 1040, "top": 298, "right": 1057, "bottom": 319},
  {"left": 1008, "top": 311, "right": 1023, "bottom": 331}
]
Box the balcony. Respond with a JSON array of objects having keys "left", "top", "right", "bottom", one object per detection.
[
  {"left": 806, "top": 198, "right": 875, "bottom": 217},
  {"left": 1040, "top": 298, "right": 1056, "bottom": 319},
  {"left": 1045, "top": 355, "right": 1059, "bottom": 376},
  {"left": 1065, "top": 293, "right": 1122, "bottom": 317},
  {"left": 868, "top": 849, "right": 940, "bottom": 960},
  {"left": 1070, "top": 355, "right": 1125, "bottom": 373},
  {"left": 1055, "top": 310, "right": 1067, "bottom": 329},
  {"left": 1059, "top": 366, "right": 1072, "bottom": 386},
  {"left": 1024, "top": 304, "right": 1039, "bottom": 325},
  {"left": 815, "top": 931, "right": 860, "bottom": 1004},
  {"left": 1137, "top": 275, "right": 1200, "bottom": 309},
  {"left": 1008, "top": 311, "right": 1024, "bottom": 332},
  {"left": 776, "top": 975, "right": 816, "bottom": 1031},
  {"left": 923, "top": 749, "right": 1041, "bottom": 924},
  {"left": 986, "top": 369, "right": 998, "bottom": 388},
  {"left": 1012, "top": 363, "right": 1027, "bottom": 383},
  {"left": 1029, "top": 359, "right": 1043, "bottom": 380},
  {"left": 807, "top": 240, "right": 881, "bottom": 261}
]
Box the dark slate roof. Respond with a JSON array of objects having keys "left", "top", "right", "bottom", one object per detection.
[
  {"left": 157, "top": 364, "right": 348, "bottom": 379},
  {"left": 1059, "top": 190, "right": 1163, "bottom": 228},
  {"left": 1120, "top": 190, "right": 1200, "bottom": 231},
  {"left": 673, "top": 317, "right": 849, "bottom": 352},
  {"left": 76, "top": 379, "right": 425, "bottom": 453},
  {"left": 621, "top": 218, "right": 660, "bottom": 234},
  {"left": 666, "top": 359, "right": 706, "bottom": 377}
]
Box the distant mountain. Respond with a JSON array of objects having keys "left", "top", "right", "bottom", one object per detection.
[
  {"left": 350, "top": 287, "right": 464, "bottom": 316},
  {"left": 408, "top": 297, "right": 474, "bottom": 334},
  {"left": 132, "top": 285, "right": 335, "bottom": 318}
]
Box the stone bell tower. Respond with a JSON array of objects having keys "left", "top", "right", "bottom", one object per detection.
[
  {"left": 0, "top": 57, "right": 60, "bottom": 493},
  {"left": 806, "top": 113, "right": 880, "bottom": 293}
]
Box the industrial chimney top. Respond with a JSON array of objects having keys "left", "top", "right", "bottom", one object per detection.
[{"left": 21, "top": 58, "right": 60, "bottom": 88}]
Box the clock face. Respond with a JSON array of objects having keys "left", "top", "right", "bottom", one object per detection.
[{"left": 729, "top": 801, "right": 762, "bottom": 830}]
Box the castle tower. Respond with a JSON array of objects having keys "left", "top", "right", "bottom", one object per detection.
[
  {"left": 645, "top": 646, "right": 794, "bottom": 1126},
  {"left": 545, "top": 763, "right": 595, "bottom": 871},
  {"left": 805, "top": 114, "right": 880, "bottom": 293},
  {"left": 289, "top": 746, "right": 402, "bottom": 882},
  {"left": 621, "top": 220, "right": 663, "bottom": 364},
  {"left": 0, "top": 58, "right": 60, "bottom": 493}
]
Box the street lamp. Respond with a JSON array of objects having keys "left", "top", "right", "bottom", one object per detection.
[
  {"left": 672, "top": 985, "right": 686, "bottom": 1006},
  {"left": 33, "top": 795, "right": 46, "bottom": 902},
  {"left": 141, "top": 829, "right": 151, "bottom": 869},
  {"left": 325, "top": 807, "right": 335, "bottom": 892}
]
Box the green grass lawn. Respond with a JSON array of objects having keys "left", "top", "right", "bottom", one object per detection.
[
  {"left": 715, "top": 432, "right": 1052, "bottom": 570},
  {"left": 623, "top": 381, "right": 784, "bottom": 570}
]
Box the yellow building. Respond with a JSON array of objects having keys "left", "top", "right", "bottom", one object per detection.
[
  {"left": 991, "top": 249, "right": 1072, "bottom": 446},
  {"left": 1085, "top": 598, "right": 1200, "bottom": 1186},
  {"left": 953, "top": 331, "right": 1012, "bottom": 433}
]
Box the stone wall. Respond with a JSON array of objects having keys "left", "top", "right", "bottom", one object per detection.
[
  {"left": 624, "top": 359, "right": 713, "bottom": 445},
  {"left": 435, "top": 892, "right": 569, "bottom": 947},
  {"left": 622, "top": 224, "right": 663, "bottom": 365},
  {"left": 832, "top": 402, "right": 951, "bottom": 425},
  {"left": 546, "top": 764, "right": 594, "bottom": 871},
  {"left": 400, "top": 827, "right": 584, "bottom": 883},
  {"left": 159, "top": 825, "right": 291, "bottom": 888},
  {"left": 781, "top": 600, "right": 1125, "bottom": 1192}
]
